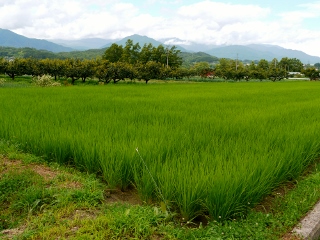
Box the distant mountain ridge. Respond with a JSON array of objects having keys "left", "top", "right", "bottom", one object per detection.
[
  {"left": 0, "top": 29, "right": 319, "bottom": 64},
  {"left": 51, "top": 38, "right": 112, "bottom": 50},
  {"left": 0, "top": 29, "right": 73, "bottom": 53},
  {"left": 205, "top": 44, "right": 320, "bottom": 64},
  {"left": 101, "top": 34, "right": 161, "bottom": 48},
  {"left": 102, "top": 34, "right": 188, "bottom": 52}
]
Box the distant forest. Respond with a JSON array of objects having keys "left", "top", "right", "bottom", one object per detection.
[{"left": 0, "top": 46, "right": 220, "bottom": 67}]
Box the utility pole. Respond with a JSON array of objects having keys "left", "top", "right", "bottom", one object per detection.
[{"left": 166, "top": 47, "right": 169, "bottom": 68}]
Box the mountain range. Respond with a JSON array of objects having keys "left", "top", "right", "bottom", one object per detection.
[
  {"left": 1, "top": 28, "right": 320, "bottom": 64},
  {"left": 0, "top": 28, "right": 73, "bottom": 53}
]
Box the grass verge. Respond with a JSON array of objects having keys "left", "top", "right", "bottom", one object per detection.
[{"left": 1, "top": 139, "right": 320, "bottom": 239}]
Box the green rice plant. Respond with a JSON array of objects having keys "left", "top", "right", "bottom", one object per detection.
[{"left": 1, "top": 82, "right": 320, "bottom": 220}]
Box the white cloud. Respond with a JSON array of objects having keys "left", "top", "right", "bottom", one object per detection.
[
  {"left": 164, "top": 39, "right": 192, "bottom": 45},
  {"left": 153, "top": 1, "right": 320, "bottom": 56},
  {"left": 299, "top": 1, "right": 320, "bottom": 12},
  {"left": 177, "top": 1, "right": 270, "bottom": 24},
  {"left": 147, "top": 1, "right": 271, "bottom": 44},
  {"left": 0, "top": 0, "right": 320, "bottom": 56},
  {"left": 279, "top": 3, "right": 320, "bottom": 26},
  {"left": 0, "top": 3, "right": 33, "bottom": 29},
  {"left": 0, "top": 0, "right": 141, "bottom": 39}
]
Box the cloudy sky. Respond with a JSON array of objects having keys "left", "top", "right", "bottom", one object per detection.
[{"left": 1, "top": 0, "right": 320, "bottom": 56}]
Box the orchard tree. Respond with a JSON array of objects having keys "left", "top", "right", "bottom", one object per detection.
[
  {"left": 303, "top": 68, "right": 319, "bottom": 80},
  {"left": 268, "top": 58, "right": 286, "bottom": 81},
  {"left": 3, "top": 58, "right": 28, "bottom": 80},
  {"left": 246, "top": 61, "right": 258, "bottom": 80},
  {"left": 279, "top": 57, "right": 303, "bottom": 73},
  {"left": 287, "top": 57, "right": 303, "bottom": 72},
  {"left": 24, "top": 58, "right": 44, "bottom": 76},
  {"left": 192, "top": 62, "right": 215, "bottom": 78},
  {"left": 105, "top": 62, "right": 132, "bottom": 84},
  {"left": 257, "top": 59, "right": 269, "bottom": 71},
  {"left": 0, "top": 58, "right": 6, "bottom": 74},
  {"left": 126, "top": 63, "right": 138, "bottom": 81},
  {"left": 42, "top": 59, "right": 65, "bottom": 80},
  {"left": 94, "top": 59, "right": 112, "bottom": 83},
  {"left": 278, "top": 57, "right": 290, "bottom": 73},
  {"left": 192, "top": 62, "right": 211, "bottom": 77},
  {"left": 63, "top": 58, "right": 82, "bottom": 84},
  {"left": 160, "top": 66, "right": 174, "bottom": 80},
  {"left": 233, "top": 61, "right": 247, "bottom": 81},
  {"left": 288, "top": 58, "right": 303, "bottom": 72},
  {"left": 137, "top": 61, "right": 164, "bottom": 84},
  {"left": 171, "top": 67, "right": 192, "bottom": 79},
  {"left": 256, "top": 59, "right": 269, "bottom": 81},
  {"left": 79, "top": 59, "right": 95, "bottom": 82},
  {"left": 215, "top": 58, "right": 234, "bottom": 80},
  {"left": 115, "top": 62, "right": 135, "bottom": 82}
]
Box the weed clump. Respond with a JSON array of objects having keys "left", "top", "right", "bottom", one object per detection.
[
  {"left": 33, "top": 75, "right": 61, "bottom": 87},
  {"left": 0, "top": 78, "right": 6, "bottom": 86}
]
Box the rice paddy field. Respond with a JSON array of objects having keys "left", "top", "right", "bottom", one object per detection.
[{"left": 1, "top": 81, "right": 320, "bottom": 221}]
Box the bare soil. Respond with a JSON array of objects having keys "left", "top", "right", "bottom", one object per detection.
[
  {"left": 1, "top": 226, "right": 26, "bottom": 240},
  {"left": 104, "top": 188, "right": 142, "bottom": 205}
]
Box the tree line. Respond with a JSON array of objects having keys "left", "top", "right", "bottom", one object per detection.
[
  {"left": 0, "top": 40, "right": 185, "bottom": 84},
  {"left": 0, "top": 56, "right": 183, "bottom": 84},
  {"left": 0, "top": 39, "right": 319, "bottom": 83}
]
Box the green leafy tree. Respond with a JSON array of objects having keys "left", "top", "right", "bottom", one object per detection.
[
  {"left": 3, "top": 58, "right": 28, "bottom": 80},
  {"left": 63, "top": 59, "right": 82, "bottom": 84},
  {"left": 233, "top": 61, "right": 247, "bottom": 81},
  {"left": 0, "top": 58, "right": 6, "bottom": 74},
  {"left": 257, "top": 59, "right": 269, "bottom": 71},
  {"left": 24, "top": 58, "right": 45, "bottom": 77},
  {"left": 79, "top": 59, "right": 95, "bottom": 82},
  {"left": 41, "top": 59, "right": 65, "bottom": 80},
  {"left": 192, "top": 62, "right": 211, "bottom": 77},
  {"left": 94, "top": 59, "right": 112, "bottom": 83},
  {"left": 150, "top": 45, "right": 182, "bottom": 69},
  {"left": 215, "top": 58, "right": 234, "bottom": 80},
  {"left": 137, "top": 61, "right": 164, "bottom": 84},
  {"left": 126, "top": 63, "right": 138, "bottom": 81},
  {"left": 121, "top": 39, "right": 141, "bottom": 64},
  {"left": 246, "top": 61, "right": 257, "bottom": 80},
  {"left": 268, "top": 58, "right": 286, "bottom": 81},
  {"left": 279, "top": 57, "right": 303, "bottom": 72},
  {"left": 151, "top": 45, "right": 166, "bottom": 64},
  {"left": 105, "top": 62, "right": 133, "bottom": 84},
  {"left": 139, "top": 43, "right": 153, "bottom": 64},
  {"left": 314, "top": 63, "right": 320, "bottom": 70},
  {"left": 255, "top": 59, "right": 269, "bottom": 81},
  {"left": 302, "top": 68, "right": 319, "bottom": 80},
  {"left": 165, "top": 46, "right": 182, "bottom": 69},
  {"left": 103, "top": 43, "right": 123, "bottom": 63},
  {"left": 171, "top": 67, "right": 192, "bottom": 79}
]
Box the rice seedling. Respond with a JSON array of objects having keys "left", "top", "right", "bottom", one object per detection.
[{"left": 1, "top": 81, "right": 320, "bottom": 220}]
